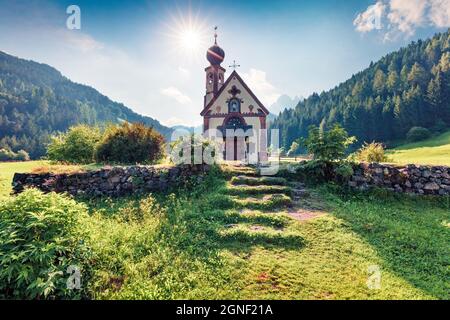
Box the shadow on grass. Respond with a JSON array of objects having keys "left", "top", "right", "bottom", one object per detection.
[
  {"left": 324, "top": 187, "right": 450, "bottom": 299},
  {"left": 392, "top": 131, "right": 450, "bottom": 151},
  {"left": 78, "top": 169, "right": 305, "bottom": 287}
]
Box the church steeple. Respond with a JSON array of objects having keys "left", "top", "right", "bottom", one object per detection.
[{"left": 204, "top": 27, "right": 226, "bottom": 107}]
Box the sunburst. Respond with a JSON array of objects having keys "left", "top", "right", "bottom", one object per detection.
[{"left": 162, "top": 7, "right": 212, "bottom": 62}]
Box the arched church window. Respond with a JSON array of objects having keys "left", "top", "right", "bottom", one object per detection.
[
  {"left": 208, "top": 73, "right": 213, "bottom": 84},
  {"left": 218, "top": 74, "right": 224, "bottom": 84},
  {"left": 228, "top": 98, "right": 240, "bottom": 113},
  {"left": 226, "top": 116, "right": 244, "bottom": 128}
]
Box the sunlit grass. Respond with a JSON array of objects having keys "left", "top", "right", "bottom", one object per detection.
[
  {"left": 1, "top": 161, "right": 448, "bottom": 299},
  {"left": 387, "top": 130, "right": 450, "bottom": 166}
]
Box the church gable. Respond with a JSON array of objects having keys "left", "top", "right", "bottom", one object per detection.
[{"left": 201, "top": 71, "right": 269, "bottom": 116}]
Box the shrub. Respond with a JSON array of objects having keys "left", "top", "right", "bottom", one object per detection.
[
  {"left": 0, "top": 148, "right": 30, "bottom": 161},
  {"left": 300, "top": 124, "right": 356, "bottom": 161},
  {"left": 0, "top": 189, "right": 92, "bottom": 299},
  {"left": 286, "top": 141, "right": 300, "bottom": 157},
  {"left": 47, "top": 124, "right": 101, "bottom": 164},
  {"left": 406, "top": 127, "right": 431, "bottom": 142},
  {"left": 355, "top": 142, "right": 389, "bottom": 162},
  {"left": 15, "top": 149, "right": 31, "bottom": 161},
  {"left": 292, "top": 159, "right": 355, "bottom": 184},
  {"left": 95, "top": 122, "right": 165, "bottom": 164},
  {"left": 0, "top": 148, "right": 17, "bottom": 161},
  {"left": 431, "top": 120, "right": 448, "bottom": 133}
]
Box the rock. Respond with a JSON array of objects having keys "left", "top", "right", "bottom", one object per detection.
[
  {"left": 424, "top": 182, "right": 440, "bottom": 191},
  {"left": 414, "top": 182, "right": 424, "bottom": 189},
  {"left": 422, "top": 170, "right": 432, "bottom": 178}
]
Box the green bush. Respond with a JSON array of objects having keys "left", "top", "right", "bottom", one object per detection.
[
  {"left": 95, "top": 122, "right": 165, "bottom": 164},
  {"left": 0, "top": 148, "right": 30, "bottom": 161},
  {"left": 293, "top": 159, "right": 354, "bottom": 184},
  {"left": 431, "top": 120, "right": 448, "bottom": 133},
  {"left": 15, "top": 150, "right": 31, "bottom": 161},
  {"left": 300, "top": 124, "right": 356, "bottom": 161},
  {"left": 355, "top": 142, "right": 389, "bottom": 162},
  {"left": 406, "top": 127, "right": 431, "bottom": 142},
  {"left": 0, "top": 189, "right": 92, "bottom": 299},
  {"left": 47, "top": 124, "right": 101, "bottom": 164}
]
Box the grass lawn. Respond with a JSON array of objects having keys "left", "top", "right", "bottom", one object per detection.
[
  {"left": 0, "top": 161, "right": 48, "bottom": 199},
  {"left": 387, "top": 130, "right": 450, "bottom": 166},
  {"left": 1, "top": 161, "right": 448, "bottom": 299}
]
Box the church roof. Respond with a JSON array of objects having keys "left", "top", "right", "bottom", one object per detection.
[{"left": 200, "top": 70, "right": 270, "bottom": 116}]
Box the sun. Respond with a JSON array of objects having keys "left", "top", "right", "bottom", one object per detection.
[
  {"left": 162, "top": 8, "right": 211, "bottom": 61},
  {"left": 179, "top": 29, "right": 201, "bottom": 51}
]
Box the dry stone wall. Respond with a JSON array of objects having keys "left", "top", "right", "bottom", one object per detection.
[
  {"left": 12, "top": 164, "right": 210, "bottom": 197},
  {"left": 349, "top": 163, "right": 450, "bottom": 195}
]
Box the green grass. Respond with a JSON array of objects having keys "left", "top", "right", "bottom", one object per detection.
[
  {"left": 81, "top": 174, "right": 450, "bottom": 299},
  {"left": 230, "top": 176, "right": 287, "bottom": 186},
  {"left": 0, "top": 161, "right": 48, "bottom": 199},
  {"left": 226, "top": 184, "right": 292, "bottom": 196},
  {"left": 1, "top": 161, "right": 448, "bottom": 299},
  {"left": 387, "top": 130, "right": 450, "bottom": 166}
]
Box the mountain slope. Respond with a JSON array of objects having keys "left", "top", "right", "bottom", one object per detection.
[
  {"left": 271, "top": 30, "right": 450, "bottom": 150},
  {"left": 0, "top": 51, "right": 172, "bottom": 158}
]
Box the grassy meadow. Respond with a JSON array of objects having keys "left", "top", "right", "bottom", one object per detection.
[
  {"left": 0, "top": 160, "right": 449, "bottom": 299},
  {"left": 387, "top": 130, "right": 450, "bottom": 166}
]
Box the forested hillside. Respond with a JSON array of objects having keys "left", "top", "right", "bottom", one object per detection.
[
  {"left": 272, "top": 30, "right": 450, "bottom": 150},
  {"left": 0, "top": 51, "right": 171, "bottom": 158}
]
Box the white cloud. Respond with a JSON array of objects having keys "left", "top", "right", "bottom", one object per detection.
[
  {"left": 161, "top": 86, "right": 192, "bottom": 104},
  {"left": 241, "top": 69, "right": 281, "bottom": 107},
  {"left": 57, "top": 29, "right": 104, "bottom": 53},
  {"left": 162, "top": 117, "right": 188, "bottom": 127},
  {"left": 354, "top": 0, "right": 450, "bottom": 40},
  {"left": 387, "top": 0, "right": 428, "bottom": 35},
  {"left": 429, "top": 0, "right": 450, "bottom": 27},
  {"left": 353, "top": 1, "right": 386, "bottom": 33}
]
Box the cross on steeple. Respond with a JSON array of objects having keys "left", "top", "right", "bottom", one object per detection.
[
  {"left": 214, "top": 26, "right": 218, "bottom": 44},
  {"left": 229, "top": 60, "right": 240, "bottom": 70}
]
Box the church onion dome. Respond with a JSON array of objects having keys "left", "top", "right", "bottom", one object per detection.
[{"left": 207, "top": 44, "right": 225, "bottom": 66}]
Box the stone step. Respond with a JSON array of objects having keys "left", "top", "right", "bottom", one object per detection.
[
  {"left": 230, "top": 175, "right": 288, "bottom": 186},
  {"left": 226, "top": 184, "right": 292, "bottom": 196},
  {"left": 232, "top": 193, "right": 292, "bottom": 210}
]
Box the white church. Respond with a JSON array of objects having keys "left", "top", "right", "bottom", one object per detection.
[{"left": 200, "top": 31, "right": 269, "bottom": 163}]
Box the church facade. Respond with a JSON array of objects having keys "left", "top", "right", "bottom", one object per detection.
[{"left": 200, "top": 33, "right": 269, "bottom": 163}]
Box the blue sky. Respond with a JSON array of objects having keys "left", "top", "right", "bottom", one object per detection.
[{"left": 0, "top": 0, "right": 449, "bottom": 126}]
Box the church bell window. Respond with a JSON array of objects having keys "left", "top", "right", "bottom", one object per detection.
[{"left": 228, "top": 98, "right": 240, "bottom": 113}]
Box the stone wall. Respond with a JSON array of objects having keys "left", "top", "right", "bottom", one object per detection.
[
  {"left": 349, "top": 163, "right": 450, "bottom": 195},
  {"left": 12, "top": 164, "right": 210, "bottom": 197}
]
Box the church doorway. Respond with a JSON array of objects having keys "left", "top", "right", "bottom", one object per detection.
[{"left": 220, "top": 116, "right": 252, "bottom": 162}]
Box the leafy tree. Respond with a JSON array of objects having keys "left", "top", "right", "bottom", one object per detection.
[
  {"left": 287, "top": 141, "right": 300, "bottom": 157},
  {"left": 373, "top": 69, "right": 386, "bottom": 94},
  {"left": 301, "top": 124, "right": 356, "bottom": 161},
  {"left": 95, "top": 122, "right": 165, "bottom": 164},
  {"left": 47, "top": 124, "right": 101, "bottom": 164},
  {"left": 406, "top": 127, "right": 431, "bottom": 142}
]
